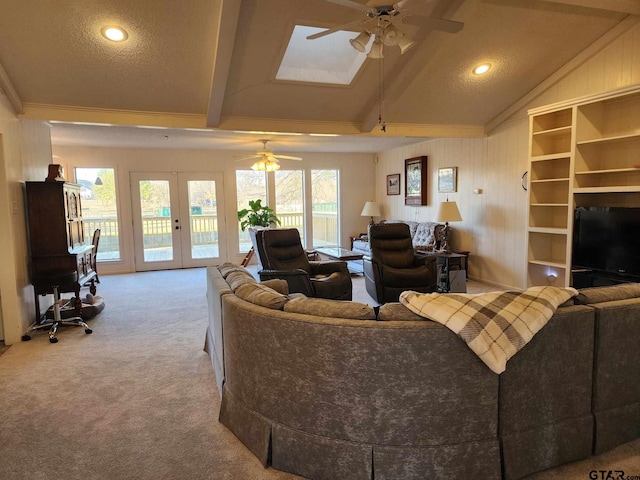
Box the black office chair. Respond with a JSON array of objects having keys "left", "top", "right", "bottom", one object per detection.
[
  {"left": 23, "top": 271, "right": 93, "bottom": 343},
  {"left": 256, "top": 228, "right": 352, "bottom": 300},
  {"left": 364, "top": 223, "right": 438, "bottom": 303}
]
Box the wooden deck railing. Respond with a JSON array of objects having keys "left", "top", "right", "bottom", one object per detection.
[{"left": 84, "top": 212, "right": 338, "bottom": 254}]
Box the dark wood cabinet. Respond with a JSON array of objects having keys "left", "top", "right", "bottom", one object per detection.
[{"left": 25, "top": 181, "right": 97, "bottom": 321}]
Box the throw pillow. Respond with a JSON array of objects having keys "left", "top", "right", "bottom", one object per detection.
[
  {"left": 260, "top": 279, "right": 289, "bottom": 295},
  {"left": 284, "top": 297, "right": 376, "bottom": 320},
  {"left": 235, "top": 283, "right": 289, "bottom": 310},
  {"left": 218, "top": 262, "right": 251, "bottom": 278},
  {"left": 226, "top": 270, "right": 257, "bottom": 291}
]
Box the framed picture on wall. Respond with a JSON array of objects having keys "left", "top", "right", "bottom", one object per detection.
[
  {"left": 405, "top": 156, "right": 428, "bottom": 205},
  {"left": 386, "top": 173, "right": 400, "bottom": 195},
  {"left": 438, "top": 167, "right": 458, "bottom": 193}
]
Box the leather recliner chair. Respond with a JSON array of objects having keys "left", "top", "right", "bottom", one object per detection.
[
  {"left": 256, "top": 228, "right": 352, "bottom": 301},
  {"left": 364, "top": 222, "right": 437, "bottom": 303}
]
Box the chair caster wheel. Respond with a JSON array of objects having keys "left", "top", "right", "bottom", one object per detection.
[
  {"left": 49, "top": 337, "right": 58, "bottom": 343},
  {"left": 85, "top": 328, "right": 93, "bottom": 334},
  {"left": 21, "top": 335, "right": 31, "bottom": 341}
]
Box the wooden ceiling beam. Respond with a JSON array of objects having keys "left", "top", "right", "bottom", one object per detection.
[
  {"left": 206, "top": 0, "right": 243, "bottom": 128},
  {"left": 540, "top": 0, "right": 640, "bottom": 15}
]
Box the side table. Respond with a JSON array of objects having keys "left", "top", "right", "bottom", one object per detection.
[{"left": 434, "top": 252, "right": 467, "bottom": 293}]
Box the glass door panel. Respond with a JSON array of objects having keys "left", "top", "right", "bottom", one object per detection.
[
  {"left": 130, "top": 173, "right": 182, "bottom": 271},
  {"left": 130, "top": 172, "right": 225, "bottom": 271},
  {"left": 178, "top": 172, "right": 226, "bottom": 268}
]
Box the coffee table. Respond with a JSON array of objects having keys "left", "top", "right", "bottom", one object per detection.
[{"left": 315, "top": 247, "right": 364, "bottom": 275}]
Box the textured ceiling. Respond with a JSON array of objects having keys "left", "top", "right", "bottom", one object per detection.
[{"left": 0, "top": 0, "right": 634, "bottom": 152}]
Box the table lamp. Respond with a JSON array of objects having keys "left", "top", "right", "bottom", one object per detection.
[
  {"left": 435, "top": 200, "right": 462, "bottom": 252},
  {"left": 361, "top": 201, "right": 381, "bottom": 225}
]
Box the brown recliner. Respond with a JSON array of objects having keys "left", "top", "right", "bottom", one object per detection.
[
  {"left": 364, "top": 223, "right": 437, "bottom": 303},
  {"left": 257, "top": 228, "right": 352, "bottom": 300}
]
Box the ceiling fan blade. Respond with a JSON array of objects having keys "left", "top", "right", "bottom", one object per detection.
[
  {"left": 274, "top": 155, "right": 303, "bottom": 161},
  {"left": 318, "top": 0, "right": 372, "bottom": 13},
  {"left": 307, "top": 19, "right": 369, "bottom": 40},
  {"left": 403, "top": 15, "right": 464, "bottom": 34},
  {"left": 235, "top": 154, "right": 260, "bottom": 162}
]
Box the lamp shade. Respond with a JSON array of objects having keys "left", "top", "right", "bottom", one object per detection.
[
  {"left": 361, "top": 201, "right": 381, "bottom": 218},
  {"left": 436, "top": 201, "right": 462, "bottom": 223}
]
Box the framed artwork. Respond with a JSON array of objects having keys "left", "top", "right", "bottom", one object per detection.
[
  {"left": 405, "top": 156, "right": 428, "bottom": 205},
  {"left": 386, "top": 173, "right": 400, "bottom": 195},
  {"left": 438, "top": 167, "right": 458, "bottom": 193}
]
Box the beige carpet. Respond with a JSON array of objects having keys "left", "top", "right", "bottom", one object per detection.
[{"left": 0, "top": 268, "right": 637, "bottom": 480}]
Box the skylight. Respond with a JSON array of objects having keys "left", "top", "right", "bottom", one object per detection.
[{"left": 276, "top": 25, "right": 368, "bottom": 85}]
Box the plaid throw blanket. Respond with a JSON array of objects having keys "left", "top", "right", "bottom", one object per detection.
[{"left": 399, "top": 286, "right": 578, "bottom": 374}]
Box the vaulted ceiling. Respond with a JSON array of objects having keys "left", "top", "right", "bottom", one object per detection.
[{"left": 0, "top": 0, "right": 637, "bottom": 153}]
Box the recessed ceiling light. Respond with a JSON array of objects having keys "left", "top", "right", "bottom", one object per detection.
[
  {"left": 473, "top": 63, "right": 491, "bottom": 75},
  {"left": 101, "top": 26, "right": 128, "bottom": 42}
]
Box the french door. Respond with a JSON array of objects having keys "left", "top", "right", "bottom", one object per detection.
[{"left": 130, "top": 172, "right": 226, "bottom": 271}]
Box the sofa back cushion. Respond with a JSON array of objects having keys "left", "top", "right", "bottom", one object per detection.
[
  {"left": 284, "top": 297, "right": 376, "bottom": 320},
  {"left": 235, "top": 282, "right": 289, "bottom": 310},
  {"left": 413, "top": 222, "right": 439, "bottom": 250},
  {"left": 226, "top": 270, "right": 257, "bottom": 291},
  {"left": 575, "top": 282, "right": 640, "bottom": 304}
]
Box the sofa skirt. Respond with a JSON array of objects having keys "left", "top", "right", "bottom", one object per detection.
[{"left": 219, "top": 386, "right": 501, "bottom": 480}]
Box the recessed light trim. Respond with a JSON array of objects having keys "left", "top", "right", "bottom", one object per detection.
[
  {"left": 101, "top": 26, "right": 128, "bottom": 42},
  {"left": 473, "top": 63, "right": 491, "bottom": 75}
]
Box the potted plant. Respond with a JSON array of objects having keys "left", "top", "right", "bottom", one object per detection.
[{"left": 237, "top": 199, "right": 280, "bottom": 231}]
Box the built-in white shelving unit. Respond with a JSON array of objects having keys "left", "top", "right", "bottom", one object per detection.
[{"left": 526, "top": 87, "right": 640, "bottom": 287}]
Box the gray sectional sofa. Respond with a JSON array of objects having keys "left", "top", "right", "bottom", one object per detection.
[{"left": 204, "top": 263, "right": 640, "bottom": 480}]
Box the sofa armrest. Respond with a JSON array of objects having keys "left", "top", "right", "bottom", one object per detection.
[{"left": 309, "top": 260, "right": 350, "bottom": 275}]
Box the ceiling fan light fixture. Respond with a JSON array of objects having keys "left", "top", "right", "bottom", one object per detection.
[
  {"left": 367, "top": 39, "right": 384, "bottom": 59},
  {"left": 397, "top": 36, "right": 415, "bottom": 54},
  {"left": 349, "top": 31, "right": 371, "bottom": 52},
  {"left": 473, "top": 63, "right": 491, "bottom": 75},
  {"left": 382, "top": 25, "right": 401, "bottom": 46},
  {"left": 251, "top": 159, "right": 280, "bottom": 172}
]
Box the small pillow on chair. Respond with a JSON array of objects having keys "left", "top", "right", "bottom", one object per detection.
[{"left": 235, "top": 283, "right": 289, "bottom": 310}]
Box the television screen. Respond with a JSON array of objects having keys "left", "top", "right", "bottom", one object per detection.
[{"left": 572, "top": 206, "right": 640, "bottom": 278}]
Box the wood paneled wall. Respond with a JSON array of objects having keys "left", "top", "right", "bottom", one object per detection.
[{"left": 377, "top": 22, "right": 640, "bottom": 289}]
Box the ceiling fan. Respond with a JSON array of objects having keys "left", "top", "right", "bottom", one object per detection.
[
  {"left": 307, "top": 0, "right": 464, "bottom": 57},
  {"left": 236, "top": 140, "right": 302, "bottom": 172}
]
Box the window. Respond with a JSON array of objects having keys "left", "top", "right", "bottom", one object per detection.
[
  {"left": 311, "top": 169, "right": 339, "bottom": 247},
  {"left": 275, "top": 170, "right": 304, "bottom": 244},
  {"left": 236, "top": 170, "right": 267, "bottom": 252},
  {"left": 74, "top": 167, "right": 121, "bottom": 261},
  {"left": 276, "top": 25, "right": 367, "bottom": 85}
]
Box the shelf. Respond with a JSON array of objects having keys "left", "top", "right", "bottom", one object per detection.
[
  {"left": 531, "top": 177, "right": 570, "bottom": 184},
  {"left": 531, "top": 152, "right": 572, "bottom": 162},
  {"left": 528, "top": 259, "right": 567, "bottom": 269},
  {"left": 530, "top": 203, "right": 569, "bottom": 207},
  {"left": 528, "top": 227, "right": 568, "bottom": 234},
  {"left": 533, "top": 125, "right": 572, "bottom": 138},
  {"left": 575, "top": 168, "right": 640, "bottom": 175},
  {"left": 574, "top": 186, "right": 640, "bottom": 194},
  {"left": 577, "top": 132, "right": 640, "bottom": 146}
]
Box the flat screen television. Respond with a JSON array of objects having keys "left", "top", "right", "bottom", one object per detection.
[{"left": 572, "top": 206, "right": 640, "bottom": 280}]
